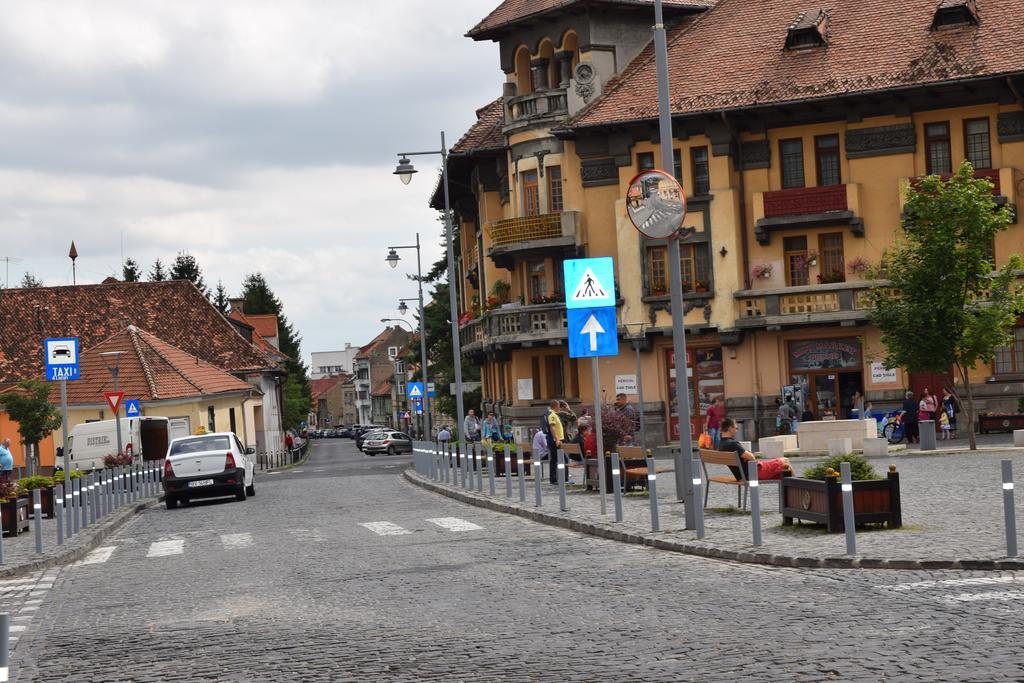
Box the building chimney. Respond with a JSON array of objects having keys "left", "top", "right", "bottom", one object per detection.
[{"left": 229, "top": 298, "right": 245, "bottom": 314}]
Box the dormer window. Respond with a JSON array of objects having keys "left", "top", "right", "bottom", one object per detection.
[
  {"left": 932, "top": 0, "right": 979, "bottom": 29},
  {"left": 785, "top": 9, "right": 828, "bottom": 50}
]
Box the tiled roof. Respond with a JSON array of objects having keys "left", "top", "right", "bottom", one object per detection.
[
  {"left": 244, "top": 314, "right": 279, "bottom": 340},
  {"left": 63, "top": 326, "right": 257, "bottom": 405},
  {"left": 355, "top": 327, "right": 394, "bottom": 360},
  {"left": 0, "top": 280, "right": 273, "bottom": 384},
  {"left": 227, "top": 309, "right": 288, "bottom": 360},
  {"left": 371, "top": 380, "right": 393, "bottom": 397},
  {"left": 570, "top": 0, "right": 1024, "bottom": 128},
  {"left": 311, "top": 374, "right": 349, "bottom": 399},
  {"left": 468, "top": 0, "right": 715, "bottom": 38},
  {"left": 451, "top": 99, "right": 506, "bottom": 155}
]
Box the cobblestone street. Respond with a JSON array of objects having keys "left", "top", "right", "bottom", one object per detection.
[{"left": 6, "top": 439, "right": 1023, "bottom": 681}]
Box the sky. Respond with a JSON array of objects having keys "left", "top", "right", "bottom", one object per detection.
[{"left": 0, "top": 0, "right": 501, "bottom": 366}]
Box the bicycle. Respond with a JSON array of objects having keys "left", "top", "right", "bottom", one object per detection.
[{"left": 880, "top": 410, "right": 906, "bottom": 444}]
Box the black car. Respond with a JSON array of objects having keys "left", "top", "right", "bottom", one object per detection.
[
  {"left": 356, "top": 429, "right": 386, "bottom": 452},
  {"left": 338, "top": 427, "right": 353, "bottom": 438}
]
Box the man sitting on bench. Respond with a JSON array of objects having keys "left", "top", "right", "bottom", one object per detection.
[{"left": 718, "top": 418, "right": 791, "bottom": 481}]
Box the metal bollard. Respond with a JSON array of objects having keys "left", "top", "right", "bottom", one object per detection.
[
  {"left": 486, "top": 446, "right": 496, "bottom": 496},
  {"left": 611, "top": 452, "right": 624, "bottom": 522},
  {"left": 1002, "top": 460, "right": 1018, "bottom": 558},
  {"left": 55, "top": 484, "right": 65, "bottom": 546},
  {"left": 840, "top": 462, "right": 857, "bottom": 555},
  {"left": 475, "top": 445, "right": 483, "bottom": 493},
  {"left": 645, "top": 453, "right": 660, "bottom": 532},
  {"left": 516, "top": 444, "right": 527, "bottom": 503},
  {"left": 747, "top": 460, "right": 763, "bottom": 547},
  {"left": 691, "top": 458, "right": 706, "bottom": 539},
  {"left": 64, "top": 485, "right": 73, "bottom": 539},
  {"left": 0, "top": 612, "right": 9, "bottom": 683},
  {"left": 81, "top": 474, "right": 89, "bottom": 529},
  {"left": 72, "top": 478, "right": 80, "bottom": 534},
  {"left": 533, "top": 454, "right": 543, "bottom": 507},
  {"left": 459, "top": 444, "right": 468, "bottom": 490},
  {"left": 32, "top": 488, "right": 43, "bottom": 554},
  {"left": 504, "top": 445, "right": 513, "bottom": 498},
  {"left": 557, "top": 450, "right": 568, "bottom": 512}
]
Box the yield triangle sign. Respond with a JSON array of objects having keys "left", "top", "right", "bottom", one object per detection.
[
  {"left": 571, "top": 267, "right": 608, "bottom": 302},
  {"left": 104, "top": 391, "right": 124, "bottom": 414}
]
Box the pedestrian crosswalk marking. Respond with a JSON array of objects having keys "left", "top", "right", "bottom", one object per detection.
[
  {"left": 877, "top": 576, "right": 1017, "bottom": 592},
  {"left": 427, "top": 517, "right": 484, "bottom": 532},
  {"left": 81, "top": 546, "right": 117, "bottom": 565},
  {"left": 221, "top": 533, "right": 253, "bottom": 550},
  {"left": 146, "top": 539, "right": 185, "bottom": 557},
  {"left": 359, "top": 521, "right": 411, "bottom": 536},
  {"left": 571, "top": 267, "right": 608, "bottom": 302},
  {"left": 942, "top": 590, "right": 1024, "bottom": 604}
]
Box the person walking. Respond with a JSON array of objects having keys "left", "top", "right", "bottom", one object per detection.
[
  {"left": 545, "top": 399, "right": 564, "bottom": 484},
  {"left": 942, "top": 388, "right": 960, "bottom": 439},
  {"left": 0, "top": 438, "right": 13, "bottom": 482},
  {"left": 901, "top": 391, "right": 920, "bottom": 444},
  {"left": 481, "top": 412, "right": 499, "bottom": 447},
  {"left": 463, "top": 409, "right": 481, "bottom": 443},
  {"left": 704, "top": 397, "right": 724, "bottom": 448},
  {"left": 437, "top": 425, "right": 452, "bottom": 444}
]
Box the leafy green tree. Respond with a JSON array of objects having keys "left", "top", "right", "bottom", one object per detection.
[
  {"left": 0, "top": 380, "right": 62, "bottom": 462},
  {"left": 149, "top": 258, "right": 167, "bottom": 282},
  {"left": 869, "top": 161, "right": 1024, "bottom": 450},
  {"left": 20, "top": 272, "right": 42, "bottom": 288},
  {"left": 213, "top": 280, "right": 230, "bottom": 315},
  {"left": 122, "top": 258, "right": 142, "bottom": 282},
  {"left": 240, "top": 273, "right": 311, "bottom": 430},
  {"left": 169, "top": 251, "right": 210, "bottom": 297}
]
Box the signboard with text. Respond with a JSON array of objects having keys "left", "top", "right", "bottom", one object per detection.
[{"left": 44, "top": 337, "right": 80, "bottom": 381}]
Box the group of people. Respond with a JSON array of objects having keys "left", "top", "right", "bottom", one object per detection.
[{"left": 900, "top": 387, "right": 960, "bottom": 443}]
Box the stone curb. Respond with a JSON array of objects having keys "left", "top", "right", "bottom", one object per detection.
[
  {"left": 0, "top": 496, "right": 164, "bottom": 580},
  {"left": 403, "top": 469, "right": 1024, "bottom": 571}
]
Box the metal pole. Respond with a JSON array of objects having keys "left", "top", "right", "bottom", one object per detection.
[
  {"left": 634, "top": 335, "right": 647, "bottom": 449},
  {"left": 504, "top": 444, "right": 513, "bottom": 498},
  {"left": 486, "top": 444, "right": 496, "bottom": 496},
  {"left": 440, "top": 132, "right": 466, "bottom": 448},
  {"left": 55, "top": 484, "right": 65, "bottom": 545},
  {"left": 747, "top": 460, "right": 763, "bottom": 546},
  {"left": 459, "top": 443, "right": 468, "bottom": 490},
  {"left": 533, "top": 452, "right": 542, "bottom": 507},
  {"left": 645, "top": 452, "right": 660, "bottom": 532},
  {"left": 557, "top": 450, "right": 568, "bottom": 511},
  {"left": 60, "top": 379, "right": 72, "bottom": 538},
  {"left": 0, "top": 612, "right": 9, "bottom": 683},
  {"left": 32, "top": 488, "right": 43, "bottom": 554},
  {"left": 72, "top": 477, "right": 80, "bottom": 533},
  {"left": 840, "top": 462, "right": 857, "bottom": 555},
  {"left": 516, "top": 443, "right": 527, "bottom": 502},
  {"left": 653, "top": 0, "right": 696, "bottom": 529},
  {"left": 691, "top": 457, "right": 705, "bottom": 539},
  {"left": 611, "top": 452, "right": 624, "bottom": 522},
  {"left": 416, "top": 233, "right": 432, "bottom": 441},
  {"left": 1002, "top": 460, "right": 1018, "bottom": 558},
  {"left": 476, "top": 444, "right": 483, "bottom": 493},
  {"left": 591, "top": 357, "right": 607, "bottom": 515},
  {"left": 112, "top": 368, "right": 123, "bottom": 461}
]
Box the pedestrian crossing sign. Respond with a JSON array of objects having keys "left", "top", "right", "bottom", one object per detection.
[
  {"left": 563, "top": 257, "right": 616, "bottom": 310},
  {"left": 407, "top": 382, "right": 424, "bottom": 398}
]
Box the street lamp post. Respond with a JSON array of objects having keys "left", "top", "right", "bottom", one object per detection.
[
  {"left": 381, "top": 316, "right": 420, "bottom": 438},
  {"left": 99, "top": 351, "right": 124, "bottom": 458},
  {"left": 624, "top": 323, "right": 648, "bottom": 449},
  {"left": 653, "top": 0, "right": 697, "bottom": 528},
  {"left": 384, "top": 232, "right": 432, "bottom": 439},
  {"left": 393, "top": 135, "right": 466, "bottom": 443}
]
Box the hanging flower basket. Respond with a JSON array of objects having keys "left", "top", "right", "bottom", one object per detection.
[{"left": 752, "top": 263, "right": 774, "bottom": 279}]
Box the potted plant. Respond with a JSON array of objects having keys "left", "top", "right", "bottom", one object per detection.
[
  {"left": 0, "top": 481, "right": 30, "bottom": 537},
  {"left": 752, "top": 263, "right": 773, "bottom": 280},
  {"left": 490, "top": 279, "right": 511, "bottom": 304},
  {"left": 18, "top": 475, "right": 56, "bottom": 519},
  {"left": 817, "top": 270, "right": 845, "bottom": 284},
  {"left": 694, "top": 280, "right": 710, "bottom": 293},
  {"left": 103, "top": 452, "right": 134, "bottom": 469},
  {"left": 847, "top": 255, "right": 872, "bottom": 276},
  {"left": 584, "top": 407, "right": 637, "bottom": 493},
  {"left": 780, "top": 454, "right": 902, "bottom": 532}
]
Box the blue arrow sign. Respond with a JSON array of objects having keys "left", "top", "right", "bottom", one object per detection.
[
  {"left": 124, "top": 400, "right": 141, "bottom": 418},
  {"left": 567, "top": 307, "right": 619, "bottom": 359},
  {"left": 563, "top": 257, "right": 616, "bottom": 310},
  {"left": 413, "top": 398, "right": 423, "bottom": 414},
  {"left": 407, "top": 382, "right": 424, "bottom": 398},
  {"left": 44, "top": 337, "right": 80, "bottom": 381}
]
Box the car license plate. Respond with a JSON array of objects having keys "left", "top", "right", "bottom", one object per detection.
[{"left": 188, "top": 479, "right": 214, "bottom": 488}]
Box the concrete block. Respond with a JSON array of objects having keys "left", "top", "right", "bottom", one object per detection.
[
  {"left": 827, "top": 437, "right": 853, "bottom": 457},
  {"left": 862, "top": 437, "right": 889, "bottom": 457},
  {"left": 760, "top": 440, "right": 786, "bottom": 458},
  {"left": 1014, "top": 429, "right": 1024, "bottom": 448},
  {"left": 759, "top": 434, "right": 798, "bottom": 452},
  {"left": 740, "top": 441, "right": 752, "bottom": 454},
  {"left": 797, "top": 419, "right": 876, "bottom": 452}
]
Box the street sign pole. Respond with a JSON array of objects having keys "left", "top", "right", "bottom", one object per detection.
[
  {"left": 591, "top": 357, "right": 607, "bottom": 515},
  {"left": 60, "top": 379, "right": 72, "bottom": 538},
  {"left": 112, "top": 372, "right": 123, "bottom": 459},
  {"left": 654, "top": 0, "right": 696, "bottom": 529}
]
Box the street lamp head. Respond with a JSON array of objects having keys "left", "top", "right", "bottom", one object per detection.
[
  {"left": 385, "top": 248, "right": 400, "bottom": 269},
  {"left": 98, "top": 350, "right": 124, "bottom": 373},
  {"left": 394, "top": 157, "right": 417, "bottom": 185},
  {"left": 398, "top": 300, "right": 409, "bottom": 315}
]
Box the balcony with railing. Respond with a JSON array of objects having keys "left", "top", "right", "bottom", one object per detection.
[
  {"left": 486, "top": 211, "right": 581, "bottom": 268},
  {"left": 735, "top": 280, "right": 891, "bottom": 330},
  {"left": 504, "top": 88, "right": 569, "bottom": 134},
  {"left": 754, "top": 184, "right": 862, "bottom": 244},
  {"left": 459, "top": 302, "right": 569, "bottom": 355}
]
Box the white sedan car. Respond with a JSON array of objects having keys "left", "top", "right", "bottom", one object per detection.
[{"left": 162, "top": 432, "right": 256, "bottom": 509}]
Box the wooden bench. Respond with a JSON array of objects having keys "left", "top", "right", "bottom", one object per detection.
[
  {"left": 619, "top": 446, "right": 674, "bottom": 490},
  {"left": 559, "top": 443, "right": 584, "bottom": 481},
  {"left": 699, "top": 448, "right": 751, "bottom": 509}
]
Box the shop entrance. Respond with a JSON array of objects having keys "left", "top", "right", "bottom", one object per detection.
[{"left": 787, "top": 338, "right": 864, "bottom": 420}]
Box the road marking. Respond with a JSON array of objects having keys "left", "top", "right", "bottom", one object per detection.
[
  {"left": 876, "top": 576, "right": 1018, "bottom": 592},
  {"left": 9, "top": 626, "right": 25, "bottom": 633},
  {"left": 146, "top": 539, "right": 185, "bottom": 557},
  {"left": 19, "top": 606, "right": 38, "bottom": 613},
  {"left": 80, "top": 547, "right": 117, "bottom": 565},
  {"left": 359, "top": 521, "right": 411, "bottom": 536},
  {"left": 942, "top": 590, "right": 1024, "bottom": 604},
  {"left": 427, "top": 517, "right": 484, "bottom": 532},
  {"left": 221, "top": 533, "right": 253, "bottom": 550}
]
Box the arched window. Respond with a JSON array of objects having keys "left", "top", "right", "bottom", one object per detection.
[
  {"left": 537, "top": 39, "right": 555, "bottom": 91},
  {"left": 514, "top": 45, "right": 532, "bottom": 95}
]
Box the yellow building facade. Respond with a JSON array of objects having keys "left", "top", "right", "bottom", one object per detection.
[{"left": 444, "top": 0, "right": 1024, "bottom": 444}]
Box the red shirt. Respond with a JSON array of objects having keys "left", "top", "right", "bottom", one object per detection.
[
  {"left": 583, "top": 432, "right": 598, "bottom": 458},
  {"left": 706, "top": 404, "right": 723, "bottom": 429}
]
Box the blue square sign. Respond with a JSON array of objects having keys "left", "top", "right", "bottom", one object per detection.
[
  {"left": 563, "top": 257, "right": 616, "bottom": 310},
  {"left": 125, "top": 400, "right": 141, "bottom": 418},
  {"left": 44, "top": 337, "right": 80, "bottom": 381},
  {"left": 567, "top": 307, "right": 619, "bottom": 359},
  {"left": 407, "top": 382, "right": 425, "bottom": 399}
]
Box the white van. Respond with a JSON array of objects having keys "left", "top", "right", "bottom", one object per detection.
[{"left": 66, "top": 416, "right": 189, "bottom": 471}]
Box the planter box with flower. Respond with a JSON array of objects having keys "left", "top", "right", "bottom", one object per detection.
[
  {"left": 847, "top": 256, "right": 872, "bottom": 278},
  {"left": 780, "top": 454, "right": 902, "bottom": 533},
  {"left": 0, "top": 481, "right": 30, "bottom": 537},
  {"left": 751, "top": 263, "right": 773, "bottom": 281},
  {"left": 19, "top": 476, "right": 56, "bottom": 519}
]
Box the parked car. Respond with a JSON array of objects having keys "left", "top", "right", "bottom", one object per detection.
[
  {"left": 162, "top": 432, "right": 256, "bottom": 509},
  {"left": 356, "top": 429, "right": 386, "bottom": 452},
  {"left": 338, "top": 427, "right": 353, "bottom": 438},
  {"left": 362, "top": 431, "right": 414, "bottom": 456}
]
